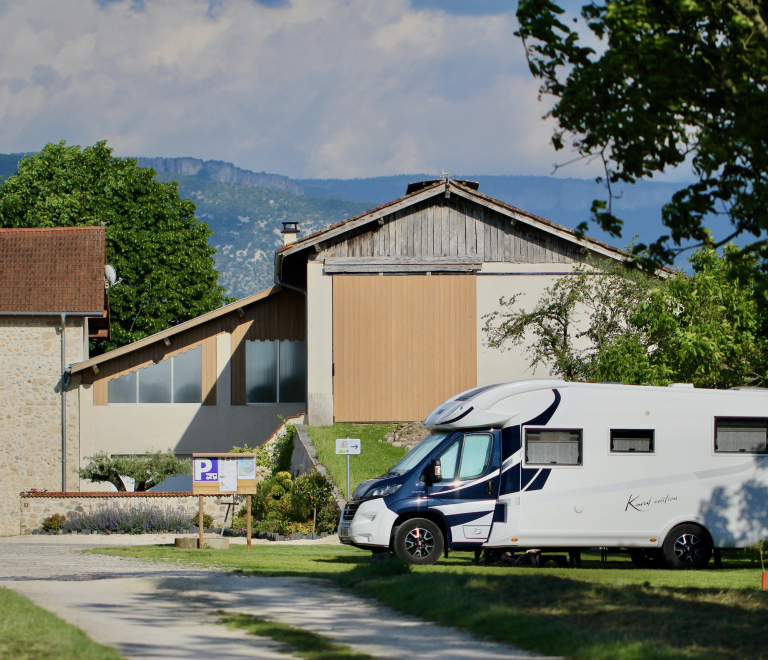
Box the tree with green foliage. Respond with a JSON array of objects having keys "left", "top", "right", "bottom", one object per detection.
[
  {"left": 0, "top": 141, "right": 232, "bottom": 351},
  {"left": 483, "top": 257, "right": 657, "bottom": 382},
  {"left": 293, "top": 471, "right": 336, "bottom": 534},
  {"left": 484, "top": 247, "right": 768, "bottom": 387},
  {"left": 516, "top": 1, "right": 768, "bottom": 280},
  {"left": 78, "top": 450, "right": 191, "bottom": 492}
]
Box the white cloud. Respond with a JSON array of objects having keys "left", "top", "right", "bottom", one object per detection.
[{"left": 0, "top": 0, "right": 691, "bottom": 182}]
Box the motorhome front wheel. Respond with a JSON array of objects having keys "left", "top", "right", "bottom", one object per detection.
[
  {"left": 662, "top": 524, "right": 712, "bottom": 570},
  {"left": 393, "top": 518, "right": 444, "bottom": 565}
]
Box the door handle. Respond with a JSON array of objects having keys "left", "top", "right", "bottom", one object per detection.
[{"left": 485, "top": 481, "right": 495, "bottom": 496}]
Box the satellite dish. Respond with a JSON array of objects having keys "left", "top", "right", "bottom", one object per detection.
[{"left": 105, "top": 264, "right": 117, "bottom": 288}]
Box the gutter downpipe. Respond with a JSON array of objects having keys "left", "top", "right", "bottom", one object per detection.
[{"left": 60, "top": 313, "right": 69, "bottom": 493}]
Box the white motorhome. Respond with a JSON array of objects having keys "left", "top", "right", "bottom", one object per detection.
[{"left": 339, "top": 379, "right": 768, "bottom": 568}]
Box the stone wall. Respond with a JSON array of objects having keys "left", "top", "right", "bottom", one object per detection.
[
  {"left": 0, "top": 317, "right": 84, "bottom": 536},
  {"left": 20, "top": 492, "right": 235, "bottom": 534}
]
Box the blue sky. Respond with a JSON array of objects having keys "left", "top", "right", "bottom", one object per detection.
[{"left": 0, "top": 0, "right": 691, "bottom": 184}]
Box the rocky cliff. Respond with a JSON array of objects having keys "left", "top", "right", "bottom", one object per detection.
[{"left": 137, "top": 157, "right": 305, "bottom": 196}]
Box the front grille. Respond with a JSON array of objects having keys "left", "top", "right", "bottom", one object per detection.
[{"left": 343, "top": 501, "right": 360, "bottom": 521}]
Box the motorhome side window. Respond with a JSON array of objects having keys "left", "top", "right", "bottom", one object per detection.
[
  {"left": 437, "top": 434, "right": 493, "bottom": 481},
  {"left": 525, "top": 429, "right": 582, "bottom": 466},
  {"left": 610, "top": 429, "right": 654, "bottom": 453},
  {"left": 715, "top": 418, "right": 768, "bottom": 453}
]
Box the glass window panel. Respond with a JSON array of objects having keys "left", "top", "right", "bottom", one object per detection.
[
  {"left": 438, "top": 440, "right": 460, "bottom": 481},
  {"left": 246, "top": 340, "right": 277, "bottom": 403},
  {"left": 526, "top": 430, "right": 582, "bottom": 465},
  {"left": 108, "top": 371, "right": 137, "bottom": 404},
  {"left": 279, "top": 340, "right": 306, "bottom": 403},
  {"left": 715, "top": 418, "right": 768, "bottom": 453},
  {"left": 459, "top": 434, "right": 492, "bottom": 480},
  {"left": 611, "top": 429, "right": 654, "bottom": 453},
  {"left": 138, "top": 359, "right": 172, "bottom": 404},
  {"left": 173, "top": 346, "right": 201, "bottom": 403}
]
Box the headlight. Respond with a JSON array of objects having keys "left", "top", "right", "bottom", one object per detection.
[{"left": 368, "top": 484, "right": 401, "bottom": 498}]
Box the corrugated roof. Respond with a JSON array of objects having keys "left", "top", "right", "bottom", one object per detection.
[{"left": 0, "top": 226, "right": 106, "bottom": 313}]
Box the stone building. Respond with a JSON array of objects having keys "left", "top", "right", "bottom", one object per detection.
[{"left": 0, "top": 226, "right": 108, "bottom": 536}]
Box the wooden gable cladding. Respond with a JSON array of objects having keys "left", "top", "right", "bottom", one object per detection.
[
  {"left": 87, "top": 318, "right": 226, "bottom": 406},
  {"left": 230, "top": 288, "right": 306, "bottom": 405},
  {"left": 315, "top": 197, "right": 583, "bottom": 264}
]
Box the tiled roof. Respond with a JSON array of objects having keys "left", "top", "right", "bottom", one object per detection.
[{"left": 0, "top": 226, "right": 106, "bottom": 313}]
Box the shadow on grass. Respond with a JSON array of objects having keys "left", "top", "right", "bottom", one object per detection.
[
  {"left": 247, "top": 563, "right": 767, "bottom": 660},
  {"left": 92, "top": 546, "right": 768, "bottom": 660}
]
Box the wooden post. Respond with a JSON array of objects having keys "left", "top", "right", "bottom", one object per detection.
[
  {"left": 246, "top": 494, "right": 252, "bottom": 550},
  {"left": 198, "top": 495, "right": 204, "bottom": 550}
]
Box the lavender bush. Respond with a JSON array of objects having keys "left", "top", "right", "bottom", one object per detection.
[{"left": 63, "top": 502, "right": 195, "bottom": 534}]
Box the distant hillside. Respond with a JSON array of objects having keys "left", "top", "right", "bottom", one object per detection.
[{"left": 154, "top": 173, "right": 371, "bottom": 298}]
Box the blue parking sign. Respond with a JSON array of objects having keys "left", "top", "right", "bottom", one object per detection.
[{"left": 193, "top": 458, "right": 219, "bottom": 482}]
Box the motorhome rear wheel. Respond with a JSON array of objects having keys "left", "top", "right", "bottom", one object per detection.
[
  {"left": 662, "top": 524, "right": 712, "bottom": 570},
  {"left": 393, "top": 518, "right": 444, "bottom": 565}
]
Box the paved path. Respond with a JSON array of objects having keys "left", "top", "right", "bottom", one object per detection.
[{"left": 0, "top": 536, "right": 552, "bottom": 660}]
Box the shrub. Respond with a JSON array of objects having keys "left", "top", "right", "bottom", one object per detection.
[
  {"left": 41, "top": 513, "right": 67, "bottom": 532},
  {"left": 293, "top": 471, "right": 338, "bottom": 534},
  {"left": 63, "top": 502, "right": 194, "bottom": 534}
]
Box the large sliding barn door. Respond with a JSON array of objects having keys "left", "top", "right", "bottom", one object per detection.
[{"left": 333, "top": 275, "right": 477, "bottom": 422}]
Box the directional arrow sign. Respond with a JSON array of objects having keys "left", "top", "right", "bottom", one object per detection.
[{"left": 336, "top": 438, "right": 361, "bottom": 455}]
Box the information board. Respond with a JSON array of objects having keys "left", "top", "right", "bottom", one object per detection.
[
  {"left": 336, "top": 438, "right": 361, "bottom": 455},
  {"left": 192, "top": 453, "right": 258, "bottom": 495}
]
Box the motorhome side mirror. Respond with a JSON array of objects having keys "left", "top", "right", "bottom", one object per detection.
[{"left": 424, "top": 458, "right": 442, "bottom": 485}]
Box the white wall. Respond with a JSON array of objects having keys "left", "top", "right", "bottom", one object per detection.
[
  {"left": 476, "top": 263, "right": 580, "bottom": 386},
  {"left": 306, "top": 258, "right": 334, "bottom": 426}
]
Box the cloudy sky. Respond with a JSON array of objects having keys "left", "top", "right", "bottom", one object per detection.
[{"left": 0, "top": 0, "right": 686, "bottom": 182}]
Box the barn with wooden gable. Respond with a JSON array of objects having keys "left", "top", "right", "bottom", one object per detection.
[
  {"left": 278, "top": 177, "right": 627, "bottom": 426},
  {"left": 65, "top": 177, "right": 627, "bottom": 484}
]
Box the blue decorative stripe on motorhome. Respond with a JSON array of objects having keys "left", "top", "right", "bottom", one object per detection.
[
  {"left": 526, "top": 468, "right": 551, "bottom": 491},
  {"left": 445, "top": 511, "right": 494, "bottom": 527},
  {"left": 500, "top": 462, "right": 520, "bottom": 496},
  {"left": 521, "top": 466, "right": 540, "bottom": 490},
  {"left": 443, "top": 406, "right": 474, "bottom": 424},
  {"left": 524, "top": 389, "right": 561, "bottom": 427},
  {"left": 501, "top": 426, "right": 521, "bottom": 460},
  {"left": 493, "top": 503, "right": 507, "bottom": 522}
]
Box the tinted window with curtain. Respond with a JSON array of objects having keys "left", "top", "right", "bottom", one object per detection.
[
  {"left": 246, "top": 340, "right": 278, "bottom": 403},
  {"left": 610, "top": 429, "right": 654, "bottom": 453},
  {"left": 173, "top": 346, "right": 202, "bottom": 403},
  {"left": 108, "top": 371, "right": 137, "bottom": 403},
  {"left": 526, "top": 429, "right": 582, "bottom": 465},
  {"left": 279, "top": 340, "right": 306, "bottom": 403},
  {"left": 715, "top": 418, "right": 768, "bottom": 453},
  {"left": 459, "top": 433, "right": 492, "bottom": 479},
  {"left": 138, "top": 359, "right": 172, "bottom": 403}
]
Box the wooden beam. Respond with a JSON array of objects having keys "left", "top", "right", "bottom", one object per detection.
[
  {"left": 163, "top": 337, "right": 171, "bottom": 347},
  {"left": 237, "top": 307, "right": 245, "bottom": 318},
  {"left": 91, "top": 365, "right": 99, "bottom": 375}
]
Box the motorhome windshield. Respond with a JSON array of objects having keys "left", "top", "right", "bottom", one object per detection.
[{"left": 386, "top": 433, "right": 449, "bottom": 475}]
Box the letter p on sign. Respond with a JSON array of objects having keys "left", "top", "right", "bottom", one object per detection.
[{"left": 194, "top": 459, "right": 212, "bottom": 481}]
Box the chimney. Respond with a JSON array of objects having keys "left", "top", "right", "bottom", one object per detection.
[{"left": 281, "top": 221, "right": 299, "bottom": 246}]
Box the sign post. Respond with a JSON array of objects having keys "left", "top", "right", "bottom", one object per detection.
[
  {"left": 335, "top": 436, "right": 361, "bottom": 500},
  {"left": 192, "top": 453, "right": 258, "bottom": 549}
]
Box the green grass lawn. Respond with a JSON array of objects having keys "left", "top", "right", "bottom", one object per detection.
[
  {"left": 0, "top": 587, "right": 123, "bottom": 660},
  {"left": 91, "top": 544, "right": 768, "bottom": 660},
  {"left": 306, "top": 423, "right": 405, "bottom": 496}
]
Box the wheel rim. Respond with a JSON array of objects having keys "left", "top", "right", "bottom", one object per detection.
[
  {"left": 404, "top": 527, "right": 435, "bottom": 559},
  {"left": 673, "top": 533, "right": 704, "bottom": 564}
]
